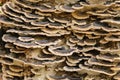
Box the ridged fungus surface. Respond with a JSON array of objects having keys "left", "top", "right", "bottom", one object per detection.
[{"left": 0, "top": 0, "right": 120, "bottom": 80}]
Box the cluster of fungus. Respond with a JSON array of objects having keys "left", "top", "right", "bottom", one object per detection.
[{"left": 0, "top": 0, "right": 120, "bottom": 80}]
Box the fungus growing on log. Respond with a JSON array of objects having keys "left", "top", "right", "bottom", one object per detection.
[{"left": 0, "top": 0, "right": 120, "bottom": 80}]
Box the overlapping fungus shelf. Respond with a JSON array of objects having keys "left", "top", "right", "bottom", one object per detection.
[{"left": 0, "top": 0, "right": 120, "bottom": 80}]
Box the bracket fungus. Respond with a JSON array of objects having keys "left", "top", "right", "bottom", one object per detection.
[{"left": 0, "top": 0, "right": 120, "bottom": 80}]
